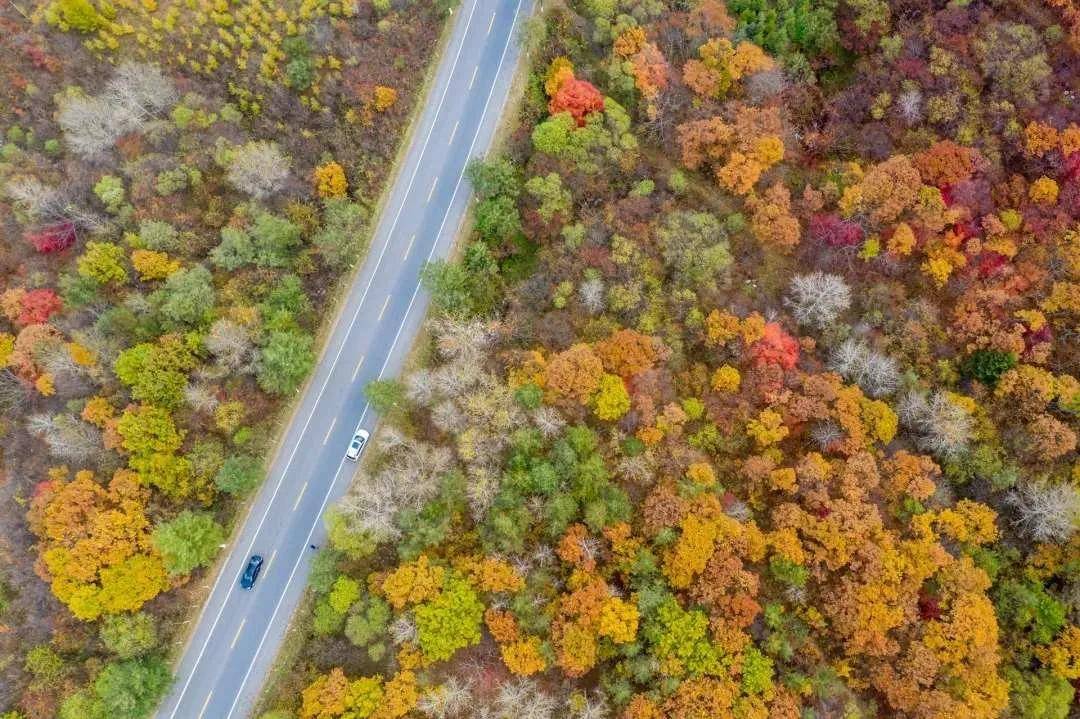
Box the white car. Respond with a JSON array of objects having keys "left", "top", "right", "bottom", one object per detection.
[{"left": 345, "top": 428, "right": 369, "bottom": 461}]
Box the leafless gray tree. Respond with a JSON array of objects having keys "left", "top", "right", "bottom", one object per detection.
[
  {"left": 616, "top": 454, "right": 654, "bottom": 484},
  {"left": 388, "top": 615, "right": 418, "bottom": 645},
  {"left": 578, "top": 278, "right": 605, "bottom": 315},
  {"left": 4, "top": 176, "right": 65, "bottom": 221},
  {"left": 390, "top": 441, "right": 453, "bottom": 498},
  {"left": 338, "top": 475, "right": 401, "bottom": 541},
  {"left": 897, "top": 390, "right": 973, "bottom": 459},
  {"left": 725, "top": 498, "right": 752, "bottom": 521},
  {"left": 417, "top": 677, "right": 473, "bottom": 719},
  {"left": 4, "top": 176, "right": 108, "bottom": 232},
  {"left": 1008, "top": 480, "right": 1080, "bottom": 543},
  {"left": 829, "top": 338, "right": 900, "bottom": 397},
  {"left": 786, "top": 271, "right": 851, "bottom": 329},
  {"left": 531, "top": 406, "right": 565, "bottom": 437},
  {"left": 58, "top": 94, "right": 128, "bottom": 159},
  {"left": 226, "top": 141, "right": 290, "bottom": 200},
  {"left": 432, "top": 363, "right": 481, "bottom": 399},
  {"left": 897, "top": 89, "right": 923, "bottom": 126},
  {"left": 59, "top": 62, "right": 175, "bottom": 159},
  {"left": 810, "top": 421, "right": 843, "bottom": 451},
  {"left": 184, "top": 381, "right": 219, "bottom": 413},
  {"left": 376, "top": 425, "right": 409, "bottom": 452},
  {"left": 105, "top": 61, "right": 177, "bottom": 123},
  {"left": 27, "top": 413, "right": 105, "bottom": 463},
  {"left": 0, "top": 370, "right": 29, "bottom": 416},
  {"left": 204, "top": 318, "right": 254, "bottom": 374},
  {"left": 491, "top": 679, "right": 557, "bottom": 719},
  {"left": 405, "top": 368, "right": 438, "bottom": 407},
  {"left": 433, "top": 317, "right": 495, "bottom": 366},
  {"left": 338, "top": 437, "right": 449, "bottom": 539},
  {"left": 431, "top": 400, "right": 468, "bottom": 434}
]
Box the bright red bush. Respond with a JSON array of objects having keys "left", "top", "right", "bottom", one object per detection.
[
  {"left": 549, "top": 78, "right": 604, "bottom": 126},
  {"left": 976, "top": 252, "right": 1009, "bottom": 279},
  {"left": 808, "top": 214, "right": 863, "bottom": 247},
  {"left": 26, "top": 222, "right": 77, "bottom": 254},
  {"left": 750, "top": 323, "right": 799, "bottom": 370}
]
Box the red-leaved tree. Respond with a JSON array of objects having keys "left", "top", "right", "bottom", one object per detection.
[
  {"left": 808, "top": 214, "right": 863, "bottom": 247},
  {"left": 750, "top": 323, "right": 800, "bottom": 370},
  {"left": 18, "top": 289, "right": 64, "bottom": 327},
  {"left": 26, "top": 222, "right": 77, "bottom": 254},
  {"left": 549, "top": 78, "right": 604, "bottom": 126}
]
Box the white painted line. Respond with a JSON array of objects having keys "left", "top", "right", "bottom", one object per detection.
[
  {"left": 351, "top": 354, "right": 365, "bottom": 382},
  {"left": 267, "top": 549, "right": 277, "bottom": 571},
  {"left": 468, "top": 64, "right": 479, "bottom": 89},
  {"left": 163, "top": 4, "right": 484, "bottom": 715},
  {"left": 197, "top": 692, "right": 213, "bottom": 719},
  {"left": 448, "top": 120, "right": 460, "bottom": 145},
  {"left": 403, "top": 234, "right": 416, "bottom": 260},
  {"left": 427, "top": 177, "right": 438, "bottom": 203},
  {"left": 322, "top": 417, "right": 337, "bottom": 445},
  {"left": 378, "top": 295, "right": 391, "bottom": 322},
  {"left": 230, "top": 620, "right": 246, "bottom": 650},
  {"left": 221, "top": 1, "right": 527, "bottom": 715},
  {"left": 292, "top": 481, "right": 308, "bottom": 511},
  {"left": 487, "top": 11, "right": 496, "bottom": 34}
]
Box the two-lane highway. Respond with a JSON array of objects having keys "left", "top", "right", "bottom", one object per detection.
[{"left": 156, "top": 1, "right": 534, "bottom": 715}]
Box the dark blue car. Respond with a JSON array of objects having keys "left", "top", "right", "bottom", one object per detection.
[{"left": 240, "top": 555, "right": 263, "bottom": 589}]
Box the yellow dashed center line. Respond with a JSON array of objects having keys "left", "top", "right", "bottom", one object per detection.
[
  {"left": 197, "top": 692, "right": 214, "bottom": 719},
  {"left": 230, "top": 620, "right": 246, "bottom": 650},
  {"left": 292, "top": 481, "right": 308, "bottom": 512}
]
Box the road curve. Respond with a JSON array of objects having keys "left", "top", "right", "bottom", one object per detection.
[{"left": 155, "top": 1, "right": 533, "bottom": 715}]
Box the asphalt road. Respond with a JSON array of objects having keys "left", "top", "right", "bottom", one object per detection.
[{"left": 155, "top": 1, "right": 533, "bottom": 715}]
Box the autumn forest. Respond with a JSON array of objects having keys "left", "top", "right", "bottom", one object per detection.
[{"left": 2, "top": 0, "right": 1080, "bottom": 718}]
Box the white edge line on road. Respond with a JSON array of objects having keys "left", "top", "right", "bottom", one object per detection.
[
  {"left": 351, "top": 354, "right": 365, "bottom": 382},
  {"left": 197, "top": 692, "right": 213, "bottom": 719},
  {"left": 161, "top": 3, "right": 483, "bottom": 715},
  {"left": 292, "top": 481, "right": 308, "bottom": 512},
  {"left": 220, "top": 1, "right": 527, "bottom": 715},
  {"left": 230, "top": 619, "right": 246, "bottom": 650},
  {"left": 322, "top": 417, "right": 337, "bottom": 445}
]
